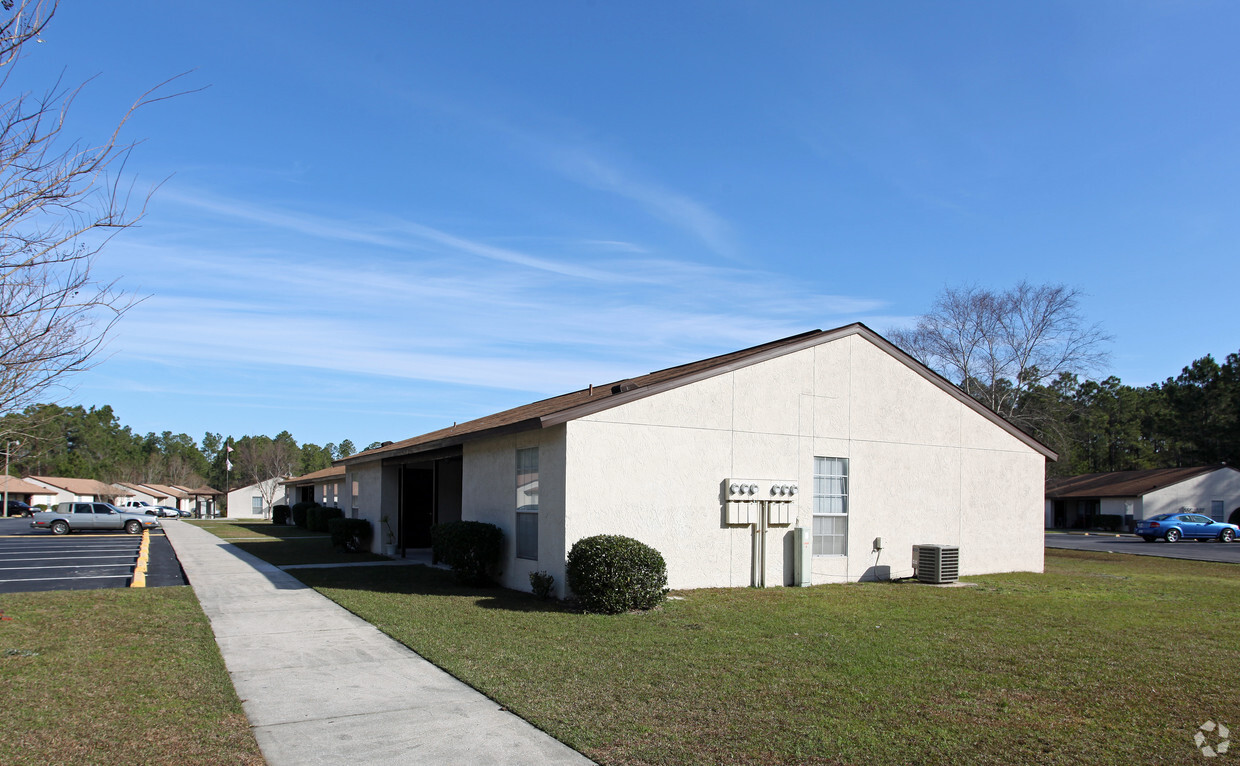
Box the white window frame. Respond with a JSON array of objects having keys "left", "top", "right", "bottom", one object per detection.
[
  {"left": 515, "top": 447, "right": 539, "bottom": 560},
  {"left": 251, "top": 496, "right": 263, "bottom": 514},
  {"left": 813, "top": 456, "right": 848, "bottom": 556}
]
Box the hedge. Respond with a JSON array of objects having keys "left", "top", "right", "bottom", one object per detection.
[
  {"left": 431, "top": 521, "right": 504, "bottom": 585},
  {"left": 291, "top": 501, "right": 315, "bottom": 528},
  {"left": 307, "top": 505, "right": 344, "bottom": 533},
  {"left": 328, "top": 517, "right": 372, "bottom": 551},
  {"left": 566, "top": 534, "right": 668, "bottom": 614},
  {"left": 272, "top": 505, "right": 291, "bottom": 525}
]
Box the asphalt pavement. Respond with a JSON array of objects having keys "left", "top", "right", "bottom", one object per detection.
[
  {"left": 1045, "top": 532, "right": 1240, "bottom": 563},
  {"left": 0, "top": 516, "right": 187, "bottom": 593}
]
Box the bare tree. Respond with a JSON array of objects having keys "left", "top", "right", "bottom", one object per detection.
[
  {"left": 0, "top": 1, "right": 193, "bottom": 418},
  {"left": 889, "top": 282, "right": 1111, "bottom": 430},
  {"left": 233, "top": 437, "right": 299, "bottom": 518}
]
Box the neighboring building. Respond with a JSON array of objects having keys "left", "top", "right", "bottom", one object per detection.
[
  {"left": 116, "top": 482, "right": 173, "bottom": 508},
  {"left": 1, "top": 475, "right": 57, "bottom": 508},
  {"left": 1045, "top": 465, "right": 1240, "bottom": 530},
  {"left": 26, "top": 476, "right": 131, "bottom": 506},
  {"left": 339, "top": 324, "right": 1055, "bottom": 596},
  {"left": 142, "top": 484, "right": 192, "bottom": 512},
  {"left": 173, "top": 485, "right": 223, "bottom": 517},
  {"left": 226, "top": 478, "right": 290, "bottom": 519},
  {"left": 282, "top": 466, "right": 348, "bottom": 509}
]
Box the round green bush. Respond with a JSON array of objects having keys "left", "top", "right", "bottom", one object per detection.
[{"left": 566, "top": 534, "right": 668, "bottom": 614}]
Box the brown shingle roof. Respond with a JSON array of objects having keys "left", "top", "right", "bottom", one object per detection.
[
  {"left": 0, "top": 475, "right": 53, "bottom": 495},
  {"left": 283, "top": 466, "right": 346, "bottom": 486},
  {"left": 341, "top": 323, "right": 1058, "bottom": 465},
  {"left": 118, "top": 482, "right": 170, "bottom": 500},
  {"left": 29, "top": 476, "right": 127, "bottom": 497},
  {"left": 1045, "top": 466, "right": 1234, "bottom": 498},
  {"left": 173, "top": 485, "right": 223, "bottom": 497},
  {"left": 141, "top": 483, "right": 190, "bottom": 500}
]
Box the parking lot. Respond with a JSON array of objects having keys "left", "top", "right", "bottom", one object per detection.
[
  {"left": 0, "top": 517, "right": 187, "bottom": 593},
  {"left": 1045, "top": 532, "right": 1240, "bottom": 564}
]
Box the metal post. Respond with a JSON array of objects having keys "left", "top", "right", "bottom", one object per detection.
[{"left": 3, "top": 441, "right": 17, "bottom": 517}]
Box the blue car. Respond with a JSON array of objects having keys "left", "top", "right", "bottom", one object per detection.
[{"left": 1136, "top": 513, "right": 1238, "bottom": 543}]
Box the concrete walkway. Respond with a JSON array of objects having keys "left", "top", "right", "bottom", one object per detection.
[{"left": 163, "top": 521, "right": 593, "bottom": 766}]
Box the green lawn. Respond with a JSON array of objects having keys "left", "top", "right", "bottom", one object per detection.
[
  {"left": 291, "top": 550, "right": 1240, "bottom": 766},
  {"left": 0, "top": 587, "right": 264, "bottom": 766},
  {"left": 189, "top": 520, "right": 390, "bottom": 566}
]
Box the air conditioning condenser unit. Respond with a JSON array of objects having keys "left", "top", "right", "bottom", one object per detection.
[{"left": 912, "top": 544, "right": 959, "bottom": 584}]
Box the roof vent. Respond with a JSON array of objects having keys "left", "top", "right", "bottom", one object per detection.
[{"left": 611, "top": 380, "right": 640, "bottom": 394}]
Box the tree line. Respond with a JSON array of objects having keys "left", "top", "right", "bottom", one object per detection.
[
  {"left": 0, "top": 403, "right": 377, "bottom": 491},
  {"left": 893, "top": 282, "right": 1239, "bottom": 478}
]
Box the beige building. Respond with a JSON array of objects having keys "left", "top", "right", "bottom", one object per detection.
[
  {"left": 1046, "top": 465, "right": 1240, "bottom": 530},
  {"left": 283, "top": 466, "right": 348, "bottom": 509},
  {"left": 340, "top": 324, "right": 1055, "bottom": 596},
  {"left": 26, "top": 476, "right": 131, "bottom": 506}
]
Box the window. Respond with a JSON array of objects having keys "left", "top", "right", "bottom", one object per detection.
[
  {"left": 813, "top": 457, "right": 848, "bottom": 556},
  {"left": 1211, "top": 501, "right": 1224, "bottom": 522},
  {"left": 515, "top": 447, "right": 539, "bottom": 560},
  {"left": 251, "top": 496, "right": 263, "bottom": 514}
]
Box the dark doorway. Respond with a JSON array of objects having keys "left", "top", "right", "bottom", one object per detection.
[{"left": 401, "top": 468, "right": 434, "bottom": 549}]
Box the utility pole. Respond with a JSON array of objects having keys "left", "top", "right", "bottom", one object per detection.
[{"left": 3, "top": 441, "right": 19, "bottom": 517}]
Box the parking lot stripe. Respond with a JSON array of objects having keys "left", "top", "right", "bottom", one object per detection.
[
  {"left": 0, "top": 563, "right": 134, "bottom": 571},
  {"left": 0, "top": 574, "right": 132, "bottom": 583},
  {"left": 0, "top": 556, "right": 136, "bottom": 562}
]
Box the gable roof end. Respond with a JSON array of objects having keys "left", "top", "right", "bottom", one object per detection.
[{"left": 341, "top": 323, "right": 1058, "bottom": 465}]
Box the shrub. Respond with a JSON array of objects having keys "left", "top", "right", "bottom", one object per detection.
[
  {"left": 307, "top": 505, "right": 344, "bottom": 533},
  {"left": 271, "top": 505, "right": 291, "bottom": 525},
  {"left": 566, "top": 535, "right": 668, "bottom": 614},
  {"left": 291, "top": 502, "right": 315, "bottom": 528},
  {"left": 328, "top": 517, "right": 372, "bottom": 551},
  {"left": 431, "top": 521, "right": 504, "bottom": 585},
  {"left": 1093, "top": 514, "right": 1123, "bottom": 532},
  {"left": 529, "top": 570, "right": 555, "bottom": 600}
]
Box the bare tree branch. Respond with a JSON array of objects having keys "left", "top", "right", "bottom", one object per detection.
[
  {"left": 889, "top": 281, "right": 1112, "bottom": 431},
  {"left": 0, "top": 1, "right": 200, "bottom": 415}
]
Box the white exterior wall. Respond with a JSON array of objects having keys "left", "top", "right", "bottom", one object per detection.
[
  {"left": 1143, "top": 468, "right": 1240, "bottom": 520},
  {"left": 461, "top": 427, "right": 567, "bottom": 595},
  {"left": 1100, "top": 497, "right": 1139, "bottom": 520},
  {"left": 559, "top": 334, "right": 1046, "bottom": 590},
  {"left": 26, "top": 480, "right": 76, "bottom": 505},
  {"left": 225, "top": 479, "right": 287, "bottom": 519}
]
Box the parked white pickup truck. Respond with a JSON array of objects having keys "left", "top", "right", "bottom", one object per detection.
[{"left": 29, "top": 502, "right": 162, "bottom": 535}]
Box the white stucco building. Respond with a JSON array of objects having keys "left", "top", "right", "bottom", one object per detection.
[
  {"left": 1045, "top": 465, "right": 1240, "bottom": 530},
  {"left": 226, "top": 477, "right": 290, "bottom": 519},
  {"left": 339, "top": 324, "right": 1055, "bottom": 596}
]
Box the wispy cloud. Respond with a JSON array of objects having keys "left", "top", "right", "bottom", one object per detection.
[
  {"left": 543, "top": 145, "right": 738, "bottom": 259},
  {"left": 160, "top": 188, "right": 626, "bottom": 281}
]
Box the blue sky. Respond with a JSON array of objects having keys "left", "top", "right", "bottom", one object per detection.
[{"left": 18, "top": 1, "right": 1240, "bottom": 450}]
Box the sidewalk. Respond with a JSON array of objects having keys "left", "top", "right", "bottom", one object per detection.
[{"left": 163, "top": 521, "right": 593, "bottom": 766}]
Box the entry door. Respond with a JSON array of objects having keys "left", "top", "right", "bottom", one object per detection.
[{"left": 401, "top": 468, "right": 435, "bottom": 549}]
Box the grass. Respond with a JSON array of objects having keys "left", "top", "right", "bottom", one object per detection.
[
  {"left": 188, "top": 520, "right": 390, "bottom": 566},
  {"left": 0, "top": 587, "right": 264, "bottom": 766},
  {"left": 290, "top": 550, "right": 1240, "bottom": 766}
]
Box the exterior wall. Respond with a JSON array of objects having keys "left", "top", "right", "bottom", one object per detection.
[
  {"left": 1143, "top": 468, "right": 1240, "bottom": 520},
  {"left": 25, "top": 480, "right": 75, "bottom": 505},
  {"left": 225, "top": 479, "right": 287, "bottom": 519},
  {"left": 460, "top": 427, "right": 567, "bottom": 595},
  {"left": 345, "top": 462, "right": 388, "bottom": 553},
  {"left": 560, "top": 333, "right": 1046, "bottom": 591}
]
